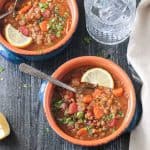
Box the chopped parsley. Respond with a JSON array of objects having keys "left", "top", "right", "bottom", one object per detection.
[
  {"left": 39, "top": 2, "right": 49, "bottom": 12},
  {"left": 0, "top": 66, "right": 4, "bottom": 73},
  {"left": 83, "top": 36, "right": 92, "bottom": 44},
  {"left": 86, "top": 126, "right": 93, "bottom": 135},
  {"left": 112, "top": 127, "right": 116, "bottom": 133},
  {"left": 53, "top": 99, "right": 63, "bottom": 109},
  {"left": 54, "top": 5, "right": 59, "bottom": 14},
  {"left": 22, "top": 84, "right": 31, "bottom": 88},
  {"left": 58, "top": 117, "right": 75, "bottom": 125},
  {"left": 118, "top": 111, "right": 124, "bottom": 118},
  {"left": 76, "top": 112, "right": 84, "bottom": 119},
  {"left": 48, "top": 16, "right": 66, "bottom": 37},
  {"left": 102, "top": 113, "right": 115, "bottom": 121}
]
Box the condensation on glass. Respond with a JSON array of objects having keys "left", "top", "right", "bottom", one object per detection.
[{"left": 84, "top": 0, "right": 136, "bottom": 45}]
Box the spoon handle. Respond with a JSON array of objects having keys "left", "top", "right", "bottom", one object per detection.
[
  {"left": 0, "top": 10, "right": 13, "bottom": 20},
  {"left": 0, "top": 0, "right": 19, "bottom": 20},
  {"left": 19, "top": 63, "right": 76, "bottom": 93}
]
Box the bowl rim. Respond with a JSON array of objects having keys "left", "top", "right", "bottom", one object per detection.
[
  {"left": 43, "top": 56, "right": 136, "bottom": 146},
  {"left": 0, "top": 0, "right": 79, "bottom": 56}
]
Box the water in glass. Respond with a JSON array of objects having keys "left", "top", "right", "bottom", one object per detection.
[{"left": 84, "top": 0, "right": 136, "bottom": 45}]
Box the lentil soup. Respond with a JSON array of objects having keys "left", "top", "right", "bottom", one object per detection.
[
  {"left": 52, "top": 66, "right": 128, "bottom": 140},
  {"left": 1, "top": 0, "right": 72, "bottom": 51}
]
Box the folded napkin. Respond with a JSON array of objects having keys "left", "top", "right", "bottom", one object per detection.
[{"left": 127, "top": 0, "right": 150, "bottom": 150}]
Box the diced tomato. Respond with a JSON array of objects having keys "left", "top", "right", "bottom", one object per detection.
[
  {"left": 65, "top": 91, "right": 74, "bottom": 100},
  {"left": 112, "top": 88, "right": 123, "bottom": 97},
  {"left": 19, "top": 26, "right": 29, "bottom": 36},
  {"left": 108, "top": 118, "right": 117, "bottom": 127},
  {"left": 42, "top": 10, "right": 51, "bottom": 18},
  {"left": 83, "top": 95, "right": 93, "bottom": 104},
  {"left": 92, "top": 88, "right": 102, "bottom": 98},
  {"left": 93, "top": 105, "right": 104, "bottom": 119},
  {"left": 68, "top": 102, "right": 78, "bottom": 114},
  {"left": 77, "top": 128, "right": 88, "bottom": 136}
]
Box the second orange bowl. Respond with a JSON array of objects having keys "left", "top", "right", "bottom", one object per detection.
[{"left": 43, "top": 56, "right": 136, "bottom": 146}]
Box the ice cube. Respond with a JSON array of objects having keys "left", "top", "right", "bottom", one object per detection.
[{"left": 91, "top": 0, "right": 129, "bottom": 23}]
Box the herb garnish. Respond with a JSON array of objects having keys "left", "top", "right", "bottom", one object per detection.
[
  {"left": 58, "top": 117, "right": 75, "bottom": 125},
  {"left": 39, "top": 2, "right": 49, "bottom": 12},
  {"left": 0, "top": 66, "right": 5, "bottom": 73},
  {"left": 118, "top": 111, "right": 124, "bottom": 117},
  {"left": 53, "top": 99, "right": 63, "bottom": 109},
  {"left": 83, "top": 36, "right": 92, "bottom": 44},
  {"left": 102, "top": 113, "right": 115, "bottom": 121}
]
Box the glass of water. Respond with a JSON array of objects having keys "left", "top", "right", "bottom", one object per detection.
[{"left": 84, "top": 0, "right": 136, "bottom": 45}]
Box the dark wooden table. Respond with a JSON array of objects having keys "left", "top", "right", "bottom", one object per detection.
[{"left": 0, "top": 0, "right": 141, "bottom": 150}]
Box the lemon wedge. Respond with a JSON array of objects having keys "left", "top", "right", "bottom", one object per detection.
[
  {"left": 0, "top": 113, "right": 10, "bottom": 140},
  {"left": 81, "top": 68, "right": 114, "bottom": 88},
  {"left": 4, "top": 24, "right": 32, "bottom": 48}
]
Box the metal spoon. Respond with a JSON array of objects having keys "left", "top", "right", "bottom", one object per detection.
[
  {"left": 19, "top": 63, "right": 76, "bottom": 93},
  {"left": 0, "top": 0, "right": 19, "bottom": 20}
]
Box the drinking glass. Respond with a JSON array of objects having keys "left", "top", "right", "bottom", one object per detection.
[{"left": 84, "top": 0, "right": 136, "bottom": 45}]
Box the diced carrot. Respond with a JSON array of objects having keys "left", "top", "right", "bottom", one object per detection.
[
  {"left": 83, "top": 95, "right": 93, "bottom": 104},
  {"left": 112, "top": 88, "right": 123, "bottom": 97},
  {"left": 68, "top": 102, "right": 78, "bottom": 114},
  {"left": 39, "top": 20, "right": 48, "bottom": 32},
  {"left": 93, "top": 105, "right": 104, "bottom": 119},
  {"left": 58, "top": 5, "right": 65, "bottom": 16},
  {"left": 77, "top": 128, "right": 88, "bottom": 136},
  {"left": 92, "top": 88, "right": 102, "bottom": 98},
  {"left": 40, "top": 0, "right": 47, "bottom": 2},
  {"left": 19, "top": 5, "right": 31, "bottom": 14}
]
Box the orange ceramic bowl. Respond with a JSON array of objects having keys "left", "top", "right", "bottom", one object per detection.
[
  {"left": 43, "top": 56, "right": 136, "bottom": 146},
  {"left": 0, "top": 0, "right": 78, "bottom": 56}
]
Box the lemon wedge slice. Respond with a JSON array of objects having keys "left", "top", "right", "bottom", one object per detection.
[
  {"left": 81, "top": 68, "right": 114, "bottom": 88},
  {"left": 0, "top": 113, "right": 10, "bottom": 140},
  {"left": 4, "top": 24, "right": 32, "bottom": 48}
]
